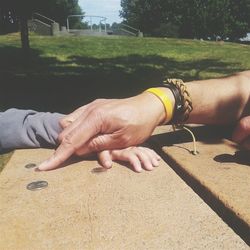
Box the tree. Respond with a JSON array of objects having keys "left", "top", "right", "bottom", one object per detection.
[
  {"left": 120, "top": 0, "right": 167, "bottom": 36},
  {"left": 37, "top": 0, "right": 83, "bottom": 27},
  {"left": 120, "top": 0, "right": 250, "bottom": 40},
  {"left": 226, "top": 0, "right": 250, "bottom": 40},
  {"left": 0, "top": 0, "right": 83, "bottom": 54},
  {"left": 0, "top": 6, "right": 18, "bottom": 34},
  {"left": 0, "top": 0, "right": 35, "bottom": 53}
]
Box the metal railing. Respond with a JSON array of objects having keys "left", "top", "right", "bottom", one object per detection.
[
  {"left": 32, "top": 13, "right": 56, "bottom": 25},
  {"left": 113, "top": 23, "right": 141, "bottom": 36},
  {"left": 67, "top": 15, "right": 107, "bottom": 33}
]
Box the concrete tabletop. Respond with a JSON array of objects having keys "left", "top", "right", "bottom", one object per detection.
[
  {"left": 151, "top": 125, "right": 250, "bottom": 245},
  {"left": 0, "top": 148, "right": 248, "bottom": 249}
]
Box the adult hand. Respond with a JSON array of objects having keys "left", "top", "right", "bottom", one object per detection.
[
  {"left": 38, "top": 91, "right": 170, "bottom": 171},
  {"left": 232, "top": 116, "right": 250, "bottom": 150}
]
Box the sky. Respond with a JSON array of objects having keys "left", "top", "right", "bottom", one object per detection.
[{"left": 79, "top": 0, "right": 123, "bottom": 24}]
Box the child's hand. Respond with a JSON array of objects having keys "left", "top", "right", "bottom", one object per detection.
[{"left": 97, "top": 147, "right": 161, "bottom": 173}]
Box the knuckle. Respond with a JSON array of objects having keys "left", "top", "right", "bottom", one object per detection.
[
  {"left": 92, "top": 98, "right": 106, "bottom": 105},
  {"left": 90, "top": 107, "right": 105, "bottom": 121},
  {"left": 120, "top": 134, "right": 131, "bottom": 146},
  {"left": 59, "top": 118, "right": 68, "bottom": 128},
  {"left": 62, "top": 134, "right": 76, "bottom": 151},
  {"left": 93, "top": 107, "right": 104, "bottom": 117},
  {"left": 89, "top": 137, "right": 105, "bottom": 152},
  {"left": 57, "top": 133, "right": 63, "bottom": 143}
]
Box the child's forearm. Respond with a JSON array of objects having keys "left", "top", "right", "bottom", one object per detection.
[{"left": 0, "top": 109, "right": 64, "bottom": 152}]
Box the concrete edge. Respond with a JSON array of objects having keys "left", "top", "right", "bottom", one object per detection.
[{"left": 149, "top": 140, "right": 250, "bottom": 246}]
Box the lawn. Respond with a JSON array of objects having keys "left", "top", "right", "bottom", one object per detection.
[
  {"left": 0, "top": 33, "right": 249, "bottom": 169},
  {"left": 1, "top": 33, "right": 250, "bottom": 113},
  {"left": 0, "top": 152, "right": 13, "bottom": 173}
]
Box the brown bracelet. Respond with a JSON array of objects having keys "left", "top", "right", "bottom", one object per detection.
[{"left": 163, "top": 78, "right": 193, "bottom": 124}]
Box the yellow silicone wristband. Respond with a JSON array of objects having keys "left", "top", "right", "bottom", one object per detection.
[{"left": 145, "top": 88, "right": 173, "bottom": 124}]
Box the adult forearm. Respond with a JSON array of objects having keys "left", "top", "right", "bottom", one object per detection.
[{"left": 185, "top": 71, "right": 250, "bottom": 125}]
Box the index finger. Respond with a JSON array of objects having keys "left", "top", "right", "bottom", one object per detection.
[
  {"left": 38, "top": 114, "right": 101, "bottom": 171},
  {"left": 37, "top": 142, "right": 75, "bottom": 171}
]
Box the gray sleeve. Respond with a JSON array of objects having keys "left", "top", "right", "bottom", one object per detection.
[{"left": 0, "top": 109, "right": 65, "bottom": 152}]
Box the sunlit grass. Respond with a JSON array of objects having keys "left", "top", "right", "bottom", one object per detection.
[{"left": 0, "top": 152, "right": 13, "bottom": 173}]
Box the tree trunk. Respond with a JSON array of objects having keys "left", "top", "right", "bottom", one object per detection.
[{"left": 20, "top": 15, "right": 30, "bottom": 55}]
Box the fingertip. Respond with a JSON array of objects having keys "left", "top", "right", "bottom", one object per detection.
[
  {"left": 37, "top": 160, "right": 52, "bottom": 171},
  {"left": 103, "top": 160, "right": 113, "bottom": 169},
  {"left": 37, "top": 155, "right": 65, "bottom": 171},
  {"left": 97, "top": 150, "right": 113, "bottom": 169},
  {"left": 134, "top": 166, "right": 142, "bottom": 173},
  {"left": 152, "top": 158, "right": 160, "bottom": 167},
  {"left": 156, "top": 154, "right": 161, "bottom": 160},
  {"left": 133, "top": 161, "right": 143, "bottom": 173},
  {"left": 38, "top": 158, "right": 63, "bottom": 171},
  {"left": 144, "top": 163, "right": 154, "bottom": 171}
]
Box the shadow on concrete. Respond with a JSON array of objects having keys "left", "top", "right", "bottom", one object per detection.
[
  {"left": 214, "top": 151, "right": 250, "bottom": 167},
  {"left": 149, "top": 125, "right": 250, "bottom": 245},
  {"left": 150, "top": 125, "right": 233, "bottom": 147}
]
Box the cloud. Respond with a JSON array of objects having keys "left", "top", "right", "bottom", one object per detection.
[{"left": 79, "top": 0, "right": 122, "bottom": 24}]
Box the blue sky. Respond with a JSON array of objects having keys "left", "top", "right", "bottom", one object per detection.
[{"left": 79, "top": 0, "right": 123, "bottom": 24}]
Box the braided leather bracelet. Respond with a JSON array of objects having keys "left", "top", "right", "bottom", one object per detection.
[{"left": 163, "top": 78, "right": 193, "bottom": 124}]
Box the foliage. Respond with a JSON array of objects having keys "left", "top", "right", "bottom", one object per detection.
[
  {"left": 120, "top": 0, "right": 250, "bottom": 40},
  {"left": 37, "top": 0, "right": 83, "bottom": 26},
  {"left": 0, "top": 0, "right": 83, "bottom": 34}
]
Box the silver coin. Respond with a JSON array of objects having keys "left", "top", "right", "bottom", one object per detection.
[
  {"left": 24, "top": 163, "right": 37, "bottom": 169},
  {"left": 26, "top": 181, "right": 48, "bottom": 191}
]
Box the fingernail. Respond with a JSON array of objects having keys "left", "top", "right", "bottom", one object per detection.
[
  {"left": 104, "top": 160, "right": 112, "bottom": 169},
  {"left": 135, "top": 164, "right": 142, "bottom": 173},
  {"left": 153, "top": 160, "right": 160, "bottom": 167},
  {"left": 37, "top": 160, "right": 50, "bottom": 171}
]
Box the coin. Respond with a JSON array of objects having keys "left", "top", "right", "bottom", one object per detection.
[
  {"left": 24, "top": 163, "right": 37, "bottom": 169},
  {"left": 26, "top": 181, "right": 48, "bottom": 191}
]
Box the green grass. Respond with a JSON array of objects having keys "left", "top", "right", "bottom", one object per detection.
[
  {"left": 0, "top": 33, "right": 249, "bottom": 113},
  {"left": 0, "top": 33, "right": 249, "bottom": 170},
  {"left": 0, "top": 152, "right": 13, "bottom": 172}
]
